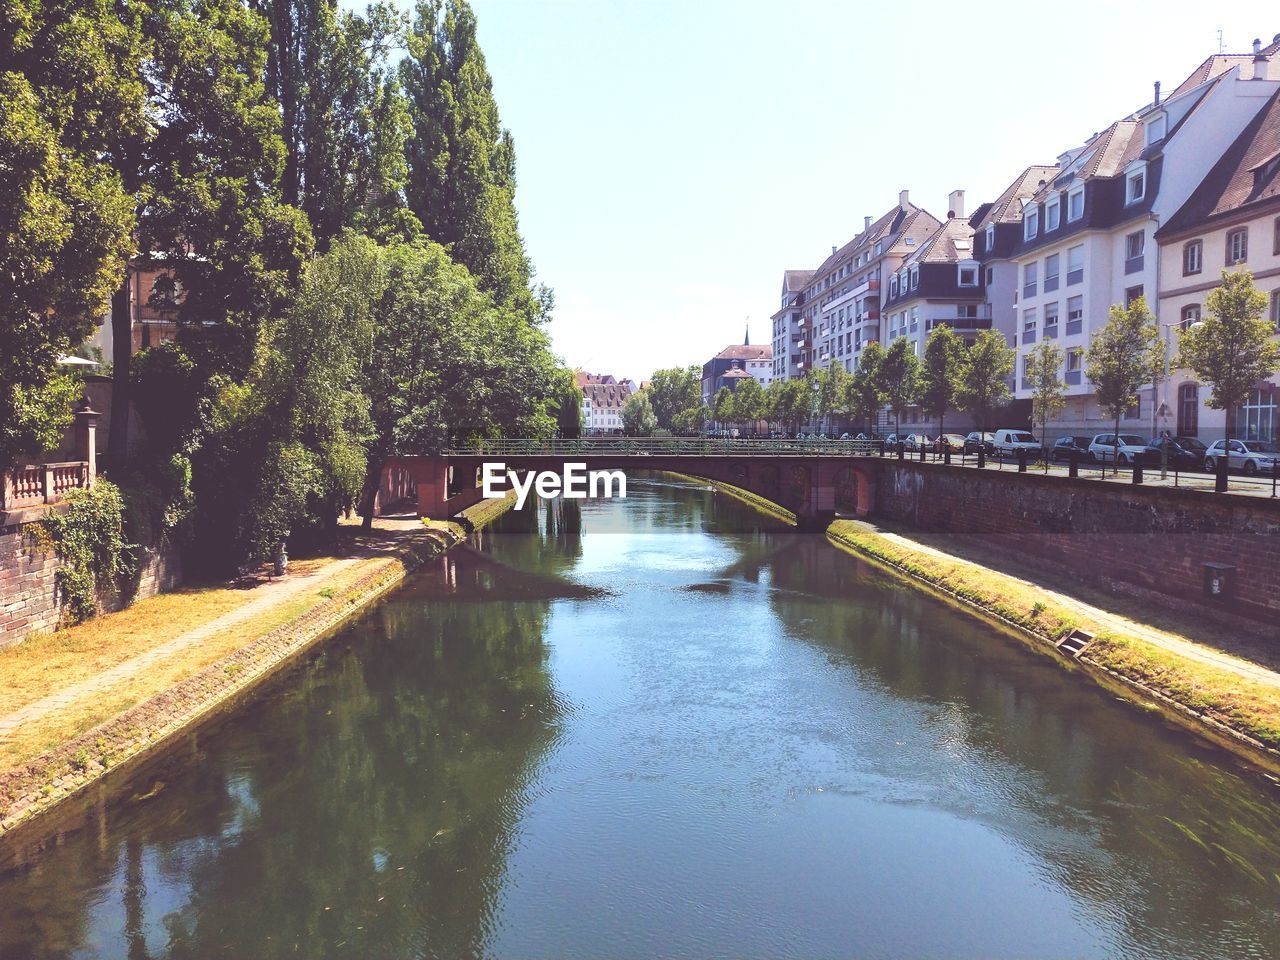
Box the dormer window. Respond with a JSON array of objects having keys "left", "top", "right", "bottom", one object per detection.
[
  {"left": 958, "top": 263, "right": 978, "bottom": 287},
  {"left": 1126, "top": 165, "right": 1146, "bottom": 205},
  {"left": 909, "top": 266, "right": 919, "bottom": 289},
  {"left": 1045, "top": 197, "right": 1060, "bottom": 231},
  {"left": 1145, "top": 113, "right": 1167, "bottom": 146},
  {"left": 1067, "top": 186, "right": 1084, "bottom": 222},
  {"left": 1024, "top": 206, "right": 1039, "bottom": 240},
  {"left": 985, "top": 222, "right": 995, "bottom": 252},
  {"left": 889, "top": 276, "right": 899, "bottom": 297}
]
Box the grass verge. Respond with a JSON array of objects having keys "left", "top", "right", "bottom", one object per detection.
[{"left": 827, "top": 519, "right": 1280, "bottom": 766}]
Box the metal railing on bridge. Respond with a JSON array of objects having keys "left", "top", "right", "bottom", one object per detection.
[{"left": 443, "top": 437, "right": 884, "bottom": 458}]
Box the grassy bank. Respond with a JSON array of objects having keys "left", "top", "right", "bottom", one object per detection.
[
  {"left": 827, "top": 519, "right": 1280, "bottom": 768},
  {"left": 0, "top": 495, "right": 515, "bottom": 837}
]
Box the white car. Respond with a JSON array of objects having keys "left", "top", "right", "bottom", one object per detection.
[
  {"left": 1088, "top": 433, "right": 1149, "bottom": 466},
  {"left": 992, "top": 429, "right": 1040, "bottom": 458},
  {"left": 1204, "top": 439, "right": 1280, "bottom": 475}
]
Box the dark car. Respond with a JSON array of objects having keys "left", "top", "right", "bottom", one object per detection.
[
  {"left": 1050, "top": 436, "right": 1093, "bottom": 463},
  {"left": 963, "top": 431, "right": 994, "bottom": 455},
  {"left": 1144, "top": 435, "right": 1208, "bottom": 470}
]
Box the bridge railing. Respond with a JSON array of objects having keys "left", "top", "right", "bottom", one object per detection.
[{"left": 443, "top": 438, "right": 886, "bottom": 458}]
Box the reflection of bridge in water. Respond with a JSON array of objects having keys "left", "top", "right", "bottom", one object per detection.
[{"left": 375, "top": 439, "right": 878, "bottom": 529}]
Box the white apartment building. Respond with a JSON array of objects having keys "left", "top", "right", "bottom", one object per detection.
[
  {"left": 1155, "top": 83, "right": 1280, "bottom": 443},
  {"left": 576, "top": 373, "right": 631, "bottom": 435},
  {"left": 1008, "top": 43, "right": 1280, "bottom": 436}
]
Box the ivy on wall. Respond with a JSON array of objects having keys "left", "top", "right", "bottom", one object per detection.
[{"left": 34, "top": 480, "right": 135, "bottom": 624}]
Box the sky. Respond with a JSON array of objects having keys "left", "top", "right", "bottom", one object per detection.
[{"left": 462, "top": 0, "right": 1277, "bottom": 383}]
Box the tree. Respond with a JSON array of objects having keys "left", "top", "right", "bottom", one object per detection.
[
  {"left": 647, "top": 366, "right": 702, "bottom": 432},
  {"left": 1087, "top": 296, "right": 1158, "bottom": 475},
  {"left": 1179, "top": 269, "right": 1280, "bottom": 458},
  {"left": 1025, "top": 340, "right": 1065, "bottom": 467},
  {"left": 549, "top": 368, "right": 582, "bottom": 439},
  {"left": 879, "top": 337, "right": 920, "bottom": 438},
  {"left": 401, "top": 0, "right": 536, "bottom": 312},
  {"left": 814, "top": 362, "right": 850, "bottom": 435},
  {"left": 0, "top": 0, "right": 144, "bottom": 473},
  {"left": 732, "top": 377, "right": 765, "bottom": 434},
  {"left": 919, "top": 326, "right": 964, "bottom": 439},
  {"left": 844, "top": 341, "right": 885, "bottom": 432},
  {"left": 767, "top": 377, "right": 811, "bottom": 434},
  {"left": 956, "top": 329, "right": 1015, "bottom": 432},
  {"left": 712, "top": 386, "right": 736, "bottom": 429},
  {"left": 621, "top": 392, "right": 656, "bottom": 436},
  {"left": 672, "top": 405, "right": 707, "bottom": 435}
]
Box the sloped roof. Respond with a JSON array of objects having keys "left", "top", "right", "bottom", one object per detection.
[
  {"left": 1159, "top": 86, "right": 1280, "bottom": 237},
  {"left": 1168, "top": 54, "right": 1255, "bottom": 100},
  {"left": 783, "top": 269, "right": 814, "bottom": 292},
  {"left": 906, "top": 218, "right": 977, "bottom": 265},
  {"left": 973, "top": 165, "right": 1059, "bottom": 230},
  {"left": 582, "top": 381, "right": 631, "bottom": 409},
  {"left": 715, "top": 343, "right": 772, "bottom": 361},
  {"left": 808, "top": 203, "right": 929, "bottom": 282}
]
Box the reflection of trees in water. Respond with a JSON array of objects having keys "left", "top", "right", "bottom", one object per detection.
[
  {"left": 0, "top": 563, "right": 561, "bottom": 960},
  {"left": 764, "top": 535, "right": 1280, "bottom": 955},
  {"left": 473, "top": 496, "right": 584, "bottom": 576}
]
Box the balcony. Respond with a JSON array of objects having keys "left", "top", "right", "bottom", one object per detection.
[
  {"left": 1125, "top": 255, "right": 1145, "bottom": 275},
  {"left": 926, "top": 314, "right": 992, "bottom": 332}
]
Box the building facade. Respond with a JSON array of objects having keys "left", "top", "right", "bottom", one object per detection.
[
  {"left": 701, "top": 331, "right": 772, "bottom": 405},
  {"left": 576, "top": 373, "right": 632, "bottom": 435}
]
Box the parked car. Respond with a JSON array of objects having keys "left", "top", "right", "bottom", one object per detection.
[
  {"left": 1088, "top": 433, "right": 1149, "bottom": 466},
  {"left": 1204, "top": 439, "right": 1280, "bottom": 475},
  {"left": 883, "top": 433, "right": 901, "bottom": 448},
  {"left": 903, "top": 433, "right": 931, "bottom": 452},
  {"left": 1050, "top": 436, "right": 1093, "bottom": 463},
  {"left": 964, "top": 431, "right": 995, "bottom": 455},
  {"left": 1144, "top": 435, "right": 1207, "bottom": 470},
  {"left": 934, "top": 433, "right": 966, "bottom": 453},
  {"left": 993, "top": 429, "right": 1040, "bottom": 458}
]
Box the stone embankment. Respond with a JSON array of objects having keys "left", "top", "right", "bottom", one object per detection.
[{"left": 0, "top": 496, "right": 514, "bottom": 840}]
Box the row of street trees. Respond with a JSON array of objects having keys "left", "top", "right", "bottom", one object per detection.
[{"left": 2, "top": 0, "right": 565, "bottom": 572}]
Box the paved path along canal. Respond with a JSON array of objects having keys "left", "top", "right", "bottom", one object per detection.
[{"left": 1, "top": 477, "right": 1279, "bottom": 959}]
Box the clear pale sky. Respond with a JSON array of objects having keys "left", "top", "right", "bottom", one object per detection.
[{"left": 465, "top": 0, "right": 1275, "bottom": 383}]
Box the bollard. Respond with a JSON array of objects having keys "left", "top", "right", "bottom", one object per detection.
[
  {"left": 897, "top": 442, "right": 905, "bottom": 460},
  {"left": 943, "top": 446, "right": 951, "bottom": 465},
  {"left": 919, "top": 444, "right": 926, "bottom": 462},
  {"left": 1068, "top": 452, "right": 1079, "bottom": 478},
  {"left": 977, "top": 446, "right": 985, "bottom": 469},
  {"left": 1017, "top": 447, "right": 1027, "bottom": 472},
  {"left": 1215, "top": 455, "right": 1228, "bottom": 493},
  {"left": 1131, "top": 459, "right": 1143, "bottom": 484}
]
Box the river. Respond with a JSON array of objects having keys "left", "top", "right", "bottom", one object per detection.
[{"left": 1, "top": 476, "right": 1279, "bottom": 959}]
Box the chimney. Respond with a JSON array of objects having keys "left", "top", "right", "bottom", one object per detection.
[
  {"left": 1254, "top": 38, "right": 1269, "bottom": 80},
  {"left": 864, "top": 215, "right": 872, "bottom": 231},
  {"left": 831, "top": 245, "right": 837, "bottom": 255},
  {"left": 947, "top": 189, "right": 965, "bottom": 220},
  {"left": 899, "top": 189, "right": 910, "bottom": 210},
  {"left": 1153, "top": 81, "right": 1161, "bottom": 105}
]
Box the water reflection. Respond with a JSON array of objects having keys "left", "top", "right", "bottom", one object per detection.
[{"left": 1, "top": 476, "right": 1279, "bottom": 959}]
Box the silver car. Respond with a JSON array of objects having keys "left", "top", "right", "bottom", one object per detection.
[{"left": 1203, "top": 439, "right": 1280, "bottom": 475}]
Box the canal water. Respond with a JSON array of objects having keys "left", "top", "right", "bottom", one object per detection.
[{"left": 2, "top": 476, "right": 1280, "bottom": 959}]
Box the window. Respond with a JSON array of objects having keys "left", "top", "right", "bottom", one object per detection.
[
  {"left": 1235, "top": 387, "right": 1277, "bottom": 443},
  {"left": 1039, "top": 305, "right": 1059, "bottom": 340},
  {"left": 1227, "top": 228, "right": 1248, "bottom": 265},
  {"left": 1126, "top": 168, "right": 1146, "bottom": 204},
  {"left": 958, "top": 265, "right": 978, "bottom": 286},
  {"left": 1066, "top": 295, "right": 1084, "bottom": 334},
  {"left": 1125, "top": 230, "right": 1145, "bottom": 274},
  {"left": 1125, "top": 285, "right": 1144, "bottom": 307},
  {"left": 909, "top": 266, "right": 919, "bottom": 289},
  {"left": 1275, "top": 217, "right": 1280, "bottom": 256},
  {"left": 1023, "top": 262, "right": 1038, "bottom": 299},
  {"left": 889, "top": 276, "right": 898, "bottom": 298},
  {"left": 1067, "top": 187, "right": 1084, "bottom": 222},
  {"left": 910, "top": 305, "right": 919, "bottom": 332},
  {"left": 985, "top": 223, "right": 995, "bottom": 252},
  {"left": 1271, "top": 289, "right": 1280, "bottom": 329},
  {"left": 1183, "top": 240, "right": 1202, "bottom": 275},
  {"left": 1146, "top": 113, "right": 1167, "bottom": 145},
  {"left": 1067, "top": 348, "right": 1082, "bottom": 371},
  {"left": 1044, "top": 253, "right": 1060, "bottom": 291},
  {"left": 1178, "top": 383, "right": 1199, "bottom": 436},
  {"left": 1023, "top": 308, "right": 1037, "bottom": 345},
  {"left": 1045, "top": 198, "right": 1061, "bottom": 231},
  {"left": 1067, "top": 244, "right": 1084, "bottom": 285},
  {"left": 1024, "top": 206, "right": 1039, "bottom": 240},
  {"left": 985, "top": 266, "right": 994, "bottom": 285},
  {"left": 1180, "top": 304, "right": 1201, "bottom": 331}
]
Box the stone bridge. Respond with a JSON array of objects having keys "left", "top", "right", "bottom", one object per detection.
[{"left": 375, "top": 439, "right": 878, "bottom": 528}]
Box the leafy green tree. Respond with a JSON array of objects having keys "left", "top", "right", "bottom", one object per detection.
[
  {"left": 401, "top": 0, "right": 535, "bottom": 313},
  {"left": 732, "top": 377, "right": 766, "bottom": 434},
  {"left": 919, "top": 326, "right": 964, "bottom": 439},
  {"left": 0, "top": 0, "right": 144, "bottom": 472},
  {"left": 814, "top": 362, "right": 850, "bottom": 434},
  {"left": 956, "top": 329, "right": 1015, "bottom": 432},
  {"left": 672, "top": 404, "right": 707, "bottom": 435},
  {"left": 1087, "top": 296, "right": 1158, "bottom": 475},
  {"left": 766, "top": 378, "right": 811, "bottom": 434},
  {"left": 1178, "top": 270, "right": 1280, "bottom": 452},
  {"left": 621, "top": 392, "right": 656, "bottom": 436},
  {"left": 712, "top": 386, "right": 736, "bottom": 429},
  {"left": 879, "top": 337, "right": 920, "bottom": 438},
  {"left": 252, "top": 0, "right": 413, "bottom": 245},
  {"left": 845, "top": 341, "right": 885, "bottom": 432},
  {"left": 647, "top": 366, "right": 702, "bottom": 431},
  {"left": 549, "top": 368, "right": 582, "bottom": 439},
  {"left": 1025, "top": 340, "right": 1065, "bottom": 467}
]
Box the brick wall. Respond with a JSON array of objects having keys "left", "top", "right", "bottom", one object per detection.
[
  {"left": 0, "top": 511, "right": 182, "bottom": 648},
  {"left": 870, "top": 462, "right": 1280, "bottom": 626}
]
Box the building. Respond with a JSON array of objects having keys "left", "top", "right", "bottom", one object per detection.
[
  {"left": 575, "top": 373, "right": 632, "bottom": 435},
  {"left": 89, "top": 263, "right": 184, "bottom": 360},
  {"left": 1155, "top": 83, "right": 1280, "bottom": 442},
  {"left": 1006, "top": 42, "right": 1280, "bottom": 436},
  {"left": 700, "top": 328, "right": 772, "bottom": 404},
  {"left": 770, "top": 192, "right": 942, "bottom": 380}
]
